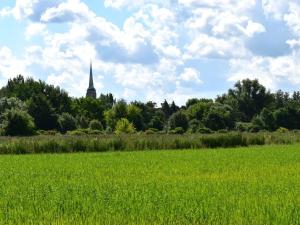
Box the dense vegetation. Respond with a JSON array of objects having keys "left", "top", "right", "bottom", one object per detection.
[
  {"left": 1, "top": 75, "right": 300, "bottom": 136},
  {"left": 1, "top": 131, "right": 300, "bottom": 155},
  {"left": 0, "top": 145, "right": 299, "bottom": 224}
]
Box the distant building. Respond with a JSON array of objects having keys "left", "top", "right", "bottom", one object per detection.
[{"left": 86, "top": 60, "right": 97, "bottom": 99}]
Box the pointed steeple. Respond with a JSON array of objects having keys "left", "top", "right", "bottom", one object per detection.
[
  {"left": 86, "top": 60, "right": 97, "bottom": 99},
  {"left": 89, "top": 60, "right": 94, "bottom": 88}
]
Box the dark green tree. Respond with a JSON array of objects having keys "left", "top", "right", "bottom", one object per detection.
[
  {"left": 149, "top": 110, "right": 165, "bottom": 130},
  {"left": 204, "top": 103, "right": 235, "bottom": 131},
  {"left": 217, "top": 79, "right": 273, "bottom": 121},
  {"left": 28, "top": 94, "right": 58, "bottom": 130},
  {"left": 169, "top": 111, "right": 189, "bottom": 132}
]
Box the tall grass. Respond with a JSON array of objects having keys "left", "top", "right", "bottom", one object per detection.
[{"left": 0, "top": 131, "right": 299, "bottom": 154}]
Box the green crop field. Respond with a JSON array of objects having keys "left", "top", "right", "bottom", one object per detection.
[{"left": 0, "top": 145, "right": 299, "bottom": 225}]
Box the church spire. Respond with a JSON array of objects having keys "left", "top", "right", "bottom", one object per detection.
[
  {"left": 89, "top": 60, "right": 94, "bottom": 88},
  {"left": 86, "top": 60, "right": 97, "bottom": 99}
]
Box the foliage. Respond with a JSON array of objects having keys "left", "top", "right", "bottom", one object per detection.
[
  {"left": 127, "top": 104, "right": 144, "bottom": 131},
  {"left": 71, "top": 97, "right": 105, "bottom": 123},
  {"left": 89, "top": 120, "right": 103, "bottom": 131},
  {"left": 2, "top": 76, "right": 300, "bottom": 135},
  {"left": 148, "top": 110, "right": 165, "bottom": 131},
  {"left": 169, "top": 127, "right": 185, "bottom": 134},
  {"left": 0, "top": 97, "right": 27, "bottom": 114},
  {"left": 76, "top": 115, "right": 89, "bottom": 129},
  {"left": 27, "top": 94, "right": 58, "bottom": 130},
  {"left": 1, "top": 109, "right": 35, "bottom": 136},
  {"left": 276, "top": 127, "right": 289, "bottom": 133},
  {"left": 169, "top": 111, "right": 189, "bottom": 132},
  {"left": 0, "top": 75, "right": 72, "bottom": 114},
  {"left": 217, "top": 79, "right": 273, "bottom": 121},
  {"left": 235, "top": 122, "right": 252, "bottom": 132},
  {"left": 203, "top": 103, "right": 235, "bottom": 131},
  {"left": 58, "top": 113, "right": 77, "bottom": 133},
  {"left": 198, "top": 127, "right": 213, "bottom": 134},
  {"left": 115, "top": 118, "right": 136, "bottom": 135}
]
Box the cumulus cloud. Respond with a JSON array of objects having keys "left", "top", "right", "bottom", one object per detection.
[
  {"left": 228, "top": 53, "right": 300, "bottom": 90},
  {"left": 0, "top": 47, "right": 32, "bottom": 87},
  {"left": 25, "top": 23, "right": 47, "bottom": 40},
  {"left": 41, "top": 0, "right": 92, "bottom": 23},
  {"left": 179, "top": 68, "right": 202, "bottom": 84},
  {"left": 1, "top": 0, "right": 300, "bottom": 104}
]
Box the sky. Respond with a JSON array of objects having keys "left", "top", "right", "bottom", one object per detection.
[{"left": 0, "top": 0, "right": 300, "bottom": 105}]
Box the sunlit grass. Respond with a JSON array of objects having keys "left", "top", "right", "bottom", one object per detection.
[{"left": 0, "top": 145, "right": 299, "bottom": 224}]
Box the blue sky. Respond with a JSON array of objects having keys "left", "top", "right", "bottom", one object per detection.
[{"left": 0, "top": 0, "right": 300, "bottom": 105}]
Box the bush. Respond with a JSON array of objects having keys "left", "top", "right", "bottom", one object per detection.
[
  {"left": 1, "top": 109, "right": 35, "bottom": 136},
  {"left": 235, "top": 122, "right": 252, "bottom": 132},
  {"left": 89, "top": 120, "right": 103, "bottom": 131},
  {"left": 217, "top": 129, "right": 228, "bottom": 133},
  {"left": 87, "top": 130, "right": 104, "bottom": 135},
  {"left": 169, "top": 127, "right": 185, "bottom": 134},
  {"left": 249, "top": 124, "right": 261, "bottom": 133},
  {"left": 276, "top": 127, "right": 289, "bottom": 133},
  {"left": 169, "top": 111, "right": 189, "bottom": 132},
  {"left": 58, "top": 113, "right": 77, "bottom": 133},
  {"left": 144, "top": 128, "right": 158, "bottom": 135},
  {"left": 198, "top": 127, "right": 213, "bottom": 134},
  {"left": 188, "top": 119, "right": 201, "bottom": 133},
  {"left": 77, "top": 116, "right": 89, "bottom": 129},
  {"left": 67, "top": 130, "right": 87, "bottom": 136},
  {"left": 115, "top": 118, "right": 136, "bottom": 135}
]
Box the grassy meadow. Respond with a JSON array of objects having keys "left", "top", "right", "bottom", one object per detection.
[{"left": 0, "top": 145, "right": 299, "bottom": 224}]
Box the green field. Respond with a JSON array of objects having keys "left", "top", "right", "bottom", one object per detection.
[{"left": 0, "top": 145, "right": 299, "bottom": 225}]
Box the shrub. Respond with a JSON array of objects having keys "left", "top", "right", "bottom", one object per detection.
[
  {"left": 89, "top": 120, "right": 103, "bottom": 131},
  {"left": 77, "top": 116, "right": 89, "bottom": 129},
  {"left": 169, "top": 127, "right": 185, "bottom": 134},
  {"left": 217, "top": 129, "right": 228, "bottom": 133},
  {"left": 144, "top": 128, "right": 158, "bottom": 135},
  {"left": 169, "top": 111, "right": 189, "bottom": 132},
  {"left": 188, "top": 119, "right": 201, "bottom": 133},
  {"left": 115, "top": 118, "right": 136, "bottom": 135},
  {"left": 67, "top": 130, "right": 87, "bottom": 136},
  {"left": 249, "top": 124, "right": 261, "bottom": 133},
  {"left": 235, "top": 122, "right": 252, "bottom": 132},
  {"left": 87, "top": 130, "right": 103, "bottom": 135},
  {"left": 198, "top": 127, "right": 213, "bottom": 134},
  {"left": 1, "top": 109, "right": 35, "bottom": 136},
  {"left": 276, "top": 127, "right": 289, "bottom": 133},
  {"left": 58, "top": 113, "right": 77, "bottom": 133}
]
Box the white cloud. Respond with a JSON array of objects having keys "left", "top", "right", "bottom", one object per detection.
[
  {"left": 41, "top": 0, "right": 92, "bottom": 23},
  {"left": 184, "top": 34, "right": 247, "bottom": 59},
  {"left": 0, "top": 7, "right": 11, "bottom": 17},
  {"left": 25, "top": 23, "right": 46, "bottom": 40},
  {"left": 179, "top": 68, "right": 202, "bottom": 84},
  {"left": 0, "top": 47, "right": 32, "bottom": 87},
  {"left": 228, "top": 53, "right": 300, "bottom": 90}
]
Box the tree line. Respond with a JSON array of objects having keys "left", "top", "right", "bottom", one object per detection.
[{"left": 0, "top": 75, "right": 299, "bottom": 136}]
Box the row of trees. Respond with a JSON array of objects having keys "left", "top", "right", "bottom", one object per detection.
[{"left": 0, "top": 75, "right": 300, "bottom": 136}]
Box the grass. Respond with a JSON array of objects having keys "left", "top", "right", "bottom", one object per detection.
[
  {"left": 1, "top": 131, "right": 300, "bottom": 154},
  {"left": 0, "top": 145, "right": 299, "bottom": 224}
]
